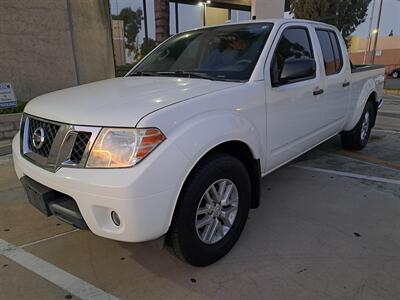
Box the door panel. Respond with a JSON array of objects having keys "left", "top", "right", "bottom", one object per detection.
[
  {"left": 265, "top": 25, "right": 325, "bottom": 171},
  {"left": 315, "top": 29, "right": 350, "bottom": 134}
]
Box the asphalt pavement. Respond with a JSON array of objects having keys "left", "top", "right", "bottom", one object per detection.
[{"left": 385, "top": 78, "right": 400, "bottom": 90}]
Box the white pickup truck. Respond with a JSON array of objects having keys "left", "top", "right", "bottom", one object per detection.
[{"left": 13, "top": 19, "right": 384, "bottom": 266}]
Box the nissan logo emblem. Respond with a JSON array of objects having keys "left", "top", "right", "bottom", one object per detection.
[{"left": 32, "top": 127, "right": 46, "bottom": 150}]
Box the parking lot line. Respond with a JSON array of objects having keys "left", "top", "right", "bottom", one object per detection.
[
  {"left": 294, "top": 165, "right": 400, "bottom": 185},
  {"left": 336, "top": 150, "right": 400, "bottom": 170},
  {"left": 0, "top": 239, "right": 119, "bottom": 300},
  {"left": 373, "top": 128, "right": 400, "bottom": 134},
  {"left": 18, "top": 228, "right": 80, "bottom": 249}
]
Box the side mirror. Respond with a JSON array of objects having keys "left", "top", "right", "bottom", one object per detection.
[{"left": 279, "top": 57, "right": 316, "bottom": 84}]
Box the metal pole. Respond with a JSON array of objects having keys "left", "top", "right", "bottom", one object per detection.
[
  {"left": 175, "top": 2, "right": 179, "bottom": 33},
  {"left": 363, "top": 0, "right": 376, "bottom": 64},
  {"left": 371, "top": 0, "right": 383, "bottom": 64},
  {"left": 203, "top": 4, "right": 206, "bottom": 26},
  {"left": 142, "top": 0, "right": 149, "bottom": 50},
  {"left": 335, "top": 1, "right": 339, "bottom": 28}
]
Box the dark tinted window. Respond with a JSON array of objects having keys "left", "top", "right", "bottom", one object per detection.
[
  {"left": 271, "top": 27, "right": 314, "bottom": 84},
  {"left": 133, "top": 23, "right": 273, "bottom": 81},
  {"left": 329, "top": 31, "right": 343, "bottom": 73},
  {"left": 316, "top": 29, "right": 343, "bottom": 75}
]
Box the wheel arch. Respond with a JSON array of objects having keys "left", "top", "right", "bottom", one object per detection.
[
  {"left": 193, "top": 140, "right": 262, "bottom": 209},
  {"left": 366, "top": 91, "right": 378, "bottom": 127},
  {"left": 168, "top": 140, "right": 262, "bottom": 233},
  {"left": 343, "top": 81, "right": 379, "bottom": 132}
]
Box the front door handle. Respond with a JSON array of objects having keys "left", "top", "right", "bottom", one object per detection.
[
  {"left": 342, "top": 81, "right": 350, "bottom": 87},
  {"left": 313, "top": 89, "right": 324, "bottom": 96}
]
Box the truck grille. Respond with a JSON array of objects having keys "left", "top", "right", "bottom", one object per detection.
[
  {"left": 21, "top": 115, "right": 100, "bottom": 172},
  {"left": 70, "top": 132, "right": 92, "bottom": 164},
  {"left": 27, "top": 118, "right": 60, "bottom": 157}
]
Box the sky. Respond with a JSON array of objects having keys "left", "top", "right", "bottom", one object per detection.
[
  {"left": 109, "top": 0, "right": 400, "bottom": 45},
  {"left": 353, "top": 0, "right": 400, "bottom": 38}
]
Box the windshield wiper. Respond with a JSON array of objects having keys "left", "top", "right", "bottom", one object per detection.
[
  {"left": 130, "top": 70, "right": 240, "bottom": 82},
  {"left": 129, "top": 71, "right": 161, "bottom": 77},
  {"left": 155, "top": 71, "right": 215, "bottom": 80}
]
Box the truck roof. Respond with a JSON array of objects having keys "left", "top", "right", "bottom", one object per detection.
[{"left": 189, "top": 18, "right": 339, "bottom": 32}]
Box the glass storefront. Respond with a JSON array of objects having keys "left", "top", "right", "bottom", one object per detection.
[{"left": 109, "top": 0, "right": 251, "bottom": 71}]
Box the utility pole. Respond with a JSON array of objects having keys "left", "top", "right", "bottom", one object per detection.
[
  {"left": 143, "top": 0, "right": 149, "bottom": 51},
  {"left": 363, "top": 0, "right": 376, "bottom": 64},
  {"left": 371, "top": 0, "right": 384, "bottom": 64}
]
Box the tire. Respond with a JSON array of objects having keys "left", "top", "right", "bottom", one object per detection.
[
  {"left": 392, "top": 71, "right": 399, "bottom": 79},
  {"left": 341, "top": 101, "right": 375, "bottom": 150},
  {"left": 167, "top": 153, "right": 251, "bottom": 266}
]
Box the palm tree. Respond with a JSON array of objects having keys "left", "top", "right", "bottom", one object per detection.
[{"left": 154, "top": 0, "right": 170, "bottom": 44}]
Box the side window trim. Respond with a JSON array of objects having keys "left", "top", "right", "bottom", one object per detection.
[
  {"left": 270, "top": 25, "right": 316, "bottom": 87},
  {"left": 316, "top": 28, "right": 343, "bottom": 76}
]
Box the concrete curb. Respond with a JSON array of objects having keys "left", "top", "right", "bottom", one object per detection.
[
  {"left": 384, "top": 89, "right": 400, "bottom": 97},
  {"left": 0, "top": 113, "right": 21, "bottom": 141},
  {"left": 0, "top": 139, "right": 12, "bottom": 156}
]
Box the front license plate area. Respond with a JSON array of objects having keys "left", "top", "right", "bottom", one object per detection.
[{"left": 20, "top": 176, "right": 57, "bottom": 216}]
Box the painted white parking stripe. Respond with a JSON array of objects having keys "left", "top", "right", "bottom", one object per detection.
[
  {"left": 372, "top": 128, "right": 400, "bottom": 134},
  {"left": 18, "top": 229, "right": 80, "bottom": 249},
  {"left": 294, "top": 165, "right": 400, "bottom": 186},
  {"left": 0, "top": 239, "right": 119, "bottom": 300}
]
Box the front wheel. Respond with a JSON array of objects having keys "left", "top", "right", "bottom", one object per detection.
[
  {"left": 167, "top": 154, "right": 251, "bottom": 266},
  {"left": 341, "top": 101, "right": 375, "bottom": 150}
]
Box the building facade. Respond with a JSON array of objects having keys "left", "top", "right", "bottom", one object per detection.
[
  {"left": 110, "top": 0, "right": 285, "bottom": 65},
  {"left": 0, "top": 0, "right": 115, "bottom": 103},
  {"left": 349, "top": 35, "right": 400, "bottom": 74}
]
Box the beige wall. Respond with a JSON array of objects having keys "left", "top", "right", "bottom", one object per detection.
[
  {"left": 0, "top": 0, "right": 115, "bottom": 102},
  {"left": 68, "top": 0, "right": 115, "bottom": 85},
  {"left": 349, "top": 35, "right": 400, "bottom": 52},
  {"left": 112, "top": 20, "right": 126, "bottom": 66},
  {"left": 251, "top": 0, "right": 284, "bottom": 19},
  {"left": 350, "top": 50, "right": 400, "bottom": 73},
  {"left": 205, "top": 7, "right": 229, "bottom": 26}
]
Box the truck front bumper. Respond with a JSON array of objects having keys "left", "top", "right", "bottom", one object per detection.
[{"left": 12, "top": 133, "right": 189, "bottom": 242}]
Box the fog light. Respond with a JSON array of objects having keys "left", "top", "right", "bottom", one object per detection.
[{"left": 111, "top": 211, "right": 121, "bottom": 226}]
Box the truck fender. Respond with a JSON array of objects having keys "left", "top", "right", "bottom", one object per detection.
[
  {"left": 343, "top": 78, "right": 376, "bottom": 132},
  {"left": 164, "top": 110, "right": 264, "bottom": 227}
]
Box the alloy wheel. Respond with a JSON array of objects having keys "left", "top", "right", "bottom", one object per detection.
[{"left": 195, "top": 179, "right": 239, "bottom": 244}]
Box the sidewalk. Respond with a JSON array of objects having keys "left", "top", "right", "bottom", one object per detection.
[{"left": 0, "top": 139, "right": 12, "bottom": 156}]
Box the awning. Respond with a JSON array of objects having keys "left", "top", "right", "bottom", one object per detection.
[{"left": 170, "top": 0, "right": 252, "bottom": 11}]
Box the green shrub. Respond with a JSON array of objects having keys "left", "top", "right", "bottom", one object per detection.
[
  {"left": 115, "top": 64, "right": 134, "bottom": 77},
  {"left": 0, "top": 102, "right": 26, "bottom": 114}
]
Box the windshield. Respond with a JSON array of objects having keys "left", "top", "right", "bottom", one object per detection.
[{"left": 131, "top": 23, "right": 273, "bottom": 82}]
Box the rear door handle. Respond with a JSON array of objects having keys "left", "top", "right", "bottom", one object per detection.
[
  {"left": 342, "top": 81, "right": 350, "bottom": 87},
  {"left": 313, "top": 89, "right": 324, "bottom": 96}
]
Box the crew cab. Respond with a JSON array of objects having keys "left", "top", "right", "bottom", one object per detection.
[{"left": 13, "top": 19, "right": 384, "bottom": 266}]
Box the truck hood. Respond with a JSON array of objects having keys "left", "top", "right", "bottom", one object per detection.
[{"left": 25, "top": 77, "right": 241, "bottom": 127}]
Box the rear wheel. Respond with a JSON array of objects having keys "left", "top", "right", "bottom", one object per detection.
[
  {"left": 392, "top": 71, "right": 399, "bottom": 78},
  {"left": 167, "top": 154, "right": 251, "bottom": 266},
  {"left": 341, "top": 101, "right": 375, "bottom": 150}
]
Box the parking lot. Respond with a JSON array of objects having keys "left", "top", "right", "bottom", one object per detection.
[{"left": 1, "top": 95, "right": 400, "bottom": 300}]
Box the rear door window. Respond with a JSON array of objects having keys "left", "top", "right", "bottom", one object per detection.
[
  {"left": 329, "top": 31, "right": 343, "bottom": 73},
  {"left": 316, "top": 29, "right": 343, "bottom": 75}
]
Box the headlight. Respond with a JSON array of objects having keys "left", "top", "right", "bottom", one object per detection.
[{"left": 86, "top": 128, "right": 165, "bottom": 168}]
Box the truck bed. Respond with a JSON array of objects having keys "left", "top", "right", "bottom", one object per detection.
[{"left": 351, "top": 64, "right": 385, "bottom": 73}]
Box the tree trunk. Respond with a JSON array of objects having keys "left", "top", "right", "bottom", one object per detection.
[{"left": 155, "top": 0, "right": 170, "bottom": 44}]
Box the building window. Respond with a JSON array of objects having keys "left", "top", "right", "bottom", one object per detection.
[{"left": 230, "top": 10, "right": 251, "bottom": 22}]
